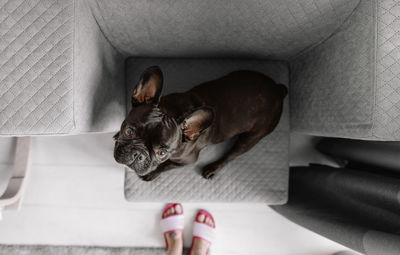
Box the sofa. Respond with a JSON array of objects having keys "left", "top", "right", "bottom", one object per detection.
[
  {"left": 1, "top": 0, "right": 400, "bottom": 252},
  {"left": 3, "top": 0, "right": 400, "bottom": 139}
]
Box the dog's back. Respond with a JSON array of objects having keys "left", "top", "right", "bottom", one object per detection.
[{"left": 187, "top": 71, "right": 287, "bottom": 143}]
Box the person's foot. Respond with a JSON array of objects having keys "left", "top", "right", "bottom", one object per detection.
[
  {"left": 190, "top": 211, "right": 215, "bottom": 255},
  {"left": 162, "top": 204, "right": 183, "bottom": 255}
]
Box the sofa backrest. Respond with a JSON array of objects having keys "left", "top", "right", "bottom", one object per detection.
[{"left": 90, "top": 0, "right": 360, "bottom": 60}]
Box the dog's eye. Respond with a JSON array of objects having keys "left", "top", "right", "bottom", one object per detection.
[
  {"left": 157, "top": 149, "right": 167, "bottom": 158},
  {"left": 124, "top": 127, "right": 135, "bottom": 138}
]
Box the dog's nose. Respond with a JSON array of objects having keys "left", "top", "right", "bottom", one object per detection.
[{"left": 133, "top": 152, "right": 145, "bottom": 162}]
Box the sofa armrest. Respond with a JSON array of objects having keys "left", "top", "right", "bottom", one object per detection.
[
  {"left": 290, "top": 0, "right": 400, "bottom": 141},
  {"left": 290, "top": 0, "right": 376, "bottom": 139},
  {"left": 0, "top": 0, "right": 126, "bottom": 136},
  {"left": 72, "top": 0, "right": 126, "bottom": 134}
]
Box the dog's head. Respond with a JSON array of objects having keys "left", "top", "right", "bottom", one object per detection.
[{"left": 113, "top": 66, "right": 214, "bottom": 177}]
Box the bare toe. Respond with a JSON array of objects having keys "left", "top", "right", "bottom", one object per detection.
[
  {"left": 190, "top": 212, "right": 215, "bottom": 255},
  {"left": 162, "top": 204, "right": 184, "bottom": 254},
  {"left": 175, "top": 204, "right": 182, "bottom": 214},
  {"left": 197, "top": 213, "right": 205, "bottom": 223}
]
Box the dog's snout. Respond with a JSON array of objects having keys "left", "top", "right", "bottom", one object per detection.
[{"left": 133, "top": 151, "right": 145, "bottom": 163}]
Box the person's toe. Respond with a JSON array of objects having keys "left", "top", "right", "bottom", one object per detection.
[
  {"left": 164, "top": 206, "right": 174, "bottom": 218},
  {"left": 175, "top": 204, "right": 182, "bottom": 214},
  {"left": 162, "top": 205, "right": 183, "bottom": 253},
  {"left": 197, "top": 213, "right": 205, "bottom": 223},
  {"left": 205, "top": 216, "right": 212, "bottom": 226}
]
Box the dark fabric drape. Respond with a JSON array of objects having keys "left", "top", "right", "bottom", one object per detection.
[
  {"left": 272, "top": 165, "right": 400, "bottom": 255},
  {"left": 317, "top": 138, "right": 400, "bottom": 174}
]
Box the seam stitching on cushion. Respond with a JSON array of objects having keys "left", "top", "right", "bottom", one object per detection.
[
  {"left": 23, "top": 76, "right": 71, "bottom": 130},
  {"left": 0, "top": 0, "right": 61, "bottom": 73},
  {"left": 2, "top": 57, "right": 71, "bottom": 127},
  {"left": 0, "top": 3, "right": 70, "bottom": 89},
  {"left": 0, "top": 0, "right": 26, "bottom": 24},
  {"left": 71, "top": 0, "right": 76, "bottom": 133},
  {"left": 89, "top": 0, "right": 123, "bottom": 55},
  {"left": 370, "top": 0, "right": 379, "bottom": 139},
  {"left": 0, "top": 0, "right": 45, "bottom": 40},
  {"left": 289, "top": 0, "right": 362, "bottom": 62},
  {"left": 0, "top": 19, "right": 72, "bottom": 94},
  {"left": 1, "top": 41, "right": 72, "bottom": 119}
]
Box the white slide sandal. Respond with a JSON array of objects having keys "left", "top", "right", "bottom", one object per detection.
[
  {"left": 160, "top": 203, "right": 184, "bottom": 250},
  {"left": 190, "top": 210, "right": 216, "bottom": 255}
]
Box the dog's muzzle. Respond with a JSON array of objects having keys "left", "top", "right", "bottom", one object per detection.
[{"left": 114, "top": 144, "right": 151, "bottom": 175}]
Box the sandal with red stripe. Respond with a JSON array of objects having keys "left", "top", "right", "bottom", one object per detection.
[
  {"left": 160, "top": 203, "right": 184, "bottom": 253},
  {"left": 189, "top": 210, "right": 216, "bottom": 255}
]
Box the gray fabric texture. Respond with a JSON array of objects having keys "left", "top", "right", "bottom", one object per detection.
[
  {"left": 0, "top": 0, "right": 74, "bottom": 135},
  {"left": 91, "top": 0, "right": 359, "bottom": 60},
  {"left": 0, "top": 0, "right": 128, "bottom": 136},
  {"left": 291, "top": 0, "right": 400, "bottom": 140},
  {"left": 71, "top": 0, "right": 126, "bottom": 134},
  {"left": 0, "top": 245, "right": 184, "bottom": 255},
  {"left": 290, "top": 0, "right": 376, "bottom": 138},
  {"left": 3, "top": 0, "right": 400, "bottom": 140},
  {"left": 124, "top": 58, "right": 289, "bottom": 203},
  {"left": 373, "top": 0, "right": 400, "bottom": 139}
]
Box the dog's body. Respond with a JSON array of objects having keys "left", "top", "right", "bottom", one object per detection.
[{"left": 114, "top": 67, "right": 287, "bottom": 181}]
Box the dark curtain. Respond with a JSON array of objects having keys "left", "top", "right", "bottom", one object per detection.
[{"left": 271, "top": 139, "right": 400, "bottom": 255}]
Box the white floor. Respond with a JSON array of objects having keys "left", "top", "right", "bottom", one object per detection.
[{"left": 0, "top": 133, "right": 358, "bottom": 255}]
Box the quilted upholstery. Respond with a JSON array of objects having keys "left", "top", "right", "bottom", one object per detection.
[
  {"left": 0, "top": 0, "right": 74, "bottom": 135},
  {"left": 0, "top": 0, "right": 367, "bottom": 136},
  {"left": 291, "top": 0, "right": 400, "bottom": 140},
  {"left": 124, "top": 59, "right": 289, "bottom": 204},
  {"left": 373, "top": 0, "right": 400, "bottom": 139},
  {"left": 92, "top": 0, "right": 359, "bottom": 60},
  {"left": 290, "top": 0, "right": 376, "bottom": 138}
]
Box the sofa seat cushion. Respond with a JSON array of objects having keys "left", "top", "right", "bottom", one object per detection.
[
  {"left": 124, "top": 58, "right": 289, "bottom": 204},
  {"left": 0, "top": 0, "right": 74, "bottom": 135}
]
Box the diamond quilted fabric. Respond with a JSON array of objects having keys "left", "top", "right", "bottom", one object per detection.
[
  {"left": 290, "top": 0, "right": 400, "bottom": 140},
  {"left": 0, "top": 0, "right": 73, "bottom": 135},
  {"left": 93, "top": 0, "right": 359, "bottom": 60},
  {"left": 373, "top": 0, "right": 400, "bottom": 139},
  {"left": 290, "top": 0, "right": 376, "bottom": 138},
  {"left": 124, "top": 59, "right": 289, "bottom": 204}
]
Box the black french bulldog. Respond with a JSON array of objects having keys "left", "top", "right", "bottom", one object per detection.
[{"left": 114, "top": 66, "right": 287, "bottom": 181}]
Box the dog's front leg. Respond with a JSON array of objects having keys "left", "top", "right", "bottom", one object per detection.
[
  {"left": 202, "top": 132, "right": 265, "bottom": 179},
  {"left": 140, "top": 160, "right": 182, "bottom": 181}
]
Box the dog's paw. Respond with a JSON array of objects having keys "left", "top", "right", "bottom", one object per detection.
[
  {"left": 201, "top": 163, "right": 221, "bottom": 180},
  {"left": 140, "top": 172, "right": 160, "bottom": 182}
]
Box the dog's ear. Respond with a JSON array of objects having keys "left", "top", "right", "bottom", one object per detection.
[
  {"left": 113, "top": 131, "right": 120, "bottom": 141},
  {"left": 132, "top": 66, "right": 163, "bottom": 107},
  {"left": 181, "top": 107, "right": 214, "bottom": 141}
]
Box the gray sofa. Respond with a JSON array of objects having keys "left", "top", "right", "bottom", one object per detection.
[
  {"left": 1, "top": 0, "right": 400, "bottom": 198},
  {"left": 3, "top": 0, "right": 400, "bottom": 140},
  {"left": 1, "top": 0, "right": 400, "bottom": 252}
]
